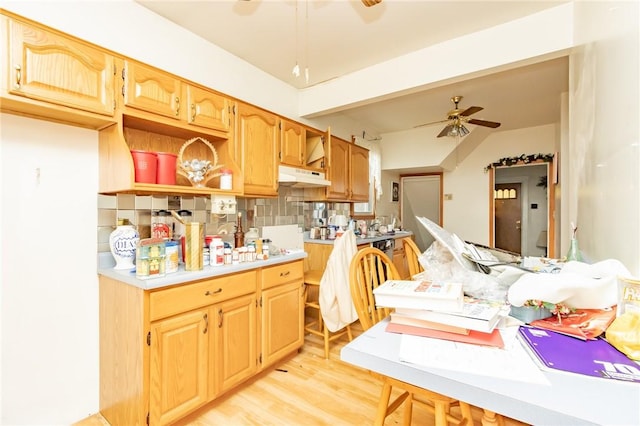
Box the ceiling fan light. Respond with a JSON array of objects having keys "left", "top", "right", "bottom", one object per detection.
[
  {"left": 448, "top": 126, "right": 459, "bottom": 137},
  {"left": 460, "top": 125, "right": 470, "bottom": 136}
]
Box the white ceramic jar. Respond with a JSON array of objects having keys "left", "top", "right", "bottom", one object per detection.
[{"left": 109, "top": 222, "right": 140, "bottom": 270}]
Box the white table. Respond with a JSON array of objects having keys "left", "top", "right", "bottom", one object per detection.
[{"left": 340, "top": 320, "right": 640, "bottom": 426}]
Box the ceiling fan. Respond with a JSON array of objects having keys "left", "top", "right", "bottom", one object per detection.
[{"left": 415, "top": 96, "right": 501, "bottom": 138}]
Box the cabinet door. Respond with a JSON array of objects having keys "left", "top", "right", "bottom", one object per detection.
[
  {"left": 237, "top": 103, "right": 279, "bottom": 196},
  {"left": 280, "top": 119, "right": 305, "bottom": 167},
  {"left": 350, "top": 143, "right": 370, "bottom": 201},
  {"left": 327, "top": 137, "right": 350, "bottom": 200},
  {"left": 123, "top": 60, "right": 181, "bottom": 119},
  {"left": 261, "top": 281, "right": 304, "bottom": 368},
  {"left": 185, "top": 85, "right": 231, "bottom": 132},
  {"left": 149, "top": 308, "right": 210, "bottom": 426},
  {"left": 7, "top": 19, "right": 115, "bottom": 116},
  {"left": 213, "top": 293, "right": 258, "bottom": 396},
  {"left": 393, "top": 245, "right": 410, "bottom": 280}
]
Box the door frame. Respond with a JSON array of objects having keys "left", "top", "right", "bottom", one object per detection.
[{"left": 489, "top": 161, "right": 556, "bottom": 257}]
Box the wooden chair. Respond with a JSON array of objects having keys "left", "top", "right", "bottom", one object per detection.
[
  {"left": 349, "top": 247, "right": 474, "bottom": 426},
  {"left": 303, "top": 269, "right": 352, "bottom": 359},
  {"left": 402, "top": 237, "right": 424, "bottom": 278}
]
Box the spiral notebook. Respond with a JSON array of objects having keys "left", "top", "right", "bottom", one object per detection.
[{"left": 517, "top": 326, "right": 640, "bottom": 382}]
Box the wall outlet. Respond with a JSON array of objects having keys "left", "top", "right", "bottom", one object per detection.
[
  {"left": 211, "top": 195, "right": 237, "bottom": 214},
  {"left": 444, "top": 193, "right": 453, "bottom": 200}
]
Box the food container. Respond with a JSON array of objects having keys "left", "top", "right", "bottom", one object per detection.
[
  {"left": 165, "top": 240, "right": 179, "bottom": 273},
  {"left": 136, "top": 238, "right": 166, "bottom": 279},
  {"left": 184, "top": 222, "right": 203, "bottom": 271}
]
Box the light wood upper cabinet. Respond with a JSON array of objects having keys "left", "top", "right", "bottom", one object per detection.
[
  {"left": 122, "top": 60, "right": 181, "bottom": 119},
  {"left": 349, "top": 143, "right": 370, "bottom": 202},
  {"left": 4, "top": 17, "right": 115, "bottom": 116},
  {"left": 327, "top": 136, "right": 351, "bottom": 200},
  {"left": 323, "top": 135, "right": 369, "bottom": 202},
  {"left": 185, "top": 85, "right": 232, "bottom": 133},
  {"left": 280, "top": 119, "right": 305, "bottom": 167},
  {"left": 149, "top": 308, "right": 210, "bottom": 426},
  {"left": 237, "top": 102, "right": 279, "bottom": 196}
]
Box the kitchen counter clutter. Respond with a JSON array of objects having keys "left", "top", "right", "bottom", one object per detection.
[
  {"left": 303, "top": 230, "right": 413, "bottom": 245},
  {"left": 97, "top": 250, "right": 306, "bottom": 290}
]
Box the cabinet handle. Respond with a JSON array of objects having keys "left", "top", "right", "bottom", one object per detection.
[
  {"left": 191, "top": 103, "right": 196, "bottom": 121},
  {"left": 205, "top": 288, "right": 223, "bottom": 296},
  {"left": 14, "top": 65, "right": 21, "bottom": 89},
  {"left": 203, "top": 313, "right": 208, "bottom": 334},
  {"left": 279, "top": 271, "right": 290, "bottom": 277},
  {"left": 175, "top": 97, "right": 180, "bottom": 116},
  {"left": 218, "top": 308, "right": 223, "bottom": 328}
]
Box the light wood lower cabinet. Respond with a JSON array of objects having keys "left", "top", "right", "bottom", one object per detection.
[
  {"left": 260, "top": 262, "right": 304, "bottom": 368},
  {"left": 150, "top": 308, "right": 209, "bottom": 426},
  {"left": 392, "top": 237, "right": 410, "bottom": 280},
  {"left": 100, "top": 260, "right": 303, "bottom": 426}
]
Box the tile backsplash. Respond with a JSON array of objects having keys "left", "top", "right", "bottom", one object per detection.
[{"left": 97, "top": 187, "right": 351, "bottom": 252}]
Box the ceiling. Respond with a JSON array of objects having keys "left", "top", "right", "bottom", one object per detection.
[{"left": 136, "top": 0, "right": 569, "bottom": 135}]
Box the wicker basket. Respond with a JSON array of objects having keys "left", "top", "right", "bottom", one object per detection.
[{"left": 177, "top": 137, "right": 223, "bottom": 187}]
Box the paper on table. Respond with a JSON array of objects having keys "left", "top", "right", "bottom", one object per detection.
[{"left": 398, "top": 326, "right": 550, "bottom": 385}]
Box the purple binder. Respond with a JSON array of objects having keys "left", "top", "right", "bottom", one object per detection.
[{"left": 518, "top": 326, "right": 640, "bottom": 383}]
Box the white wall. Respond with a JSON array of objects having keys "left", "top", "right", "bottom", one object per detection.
[
  {"left": 380, "top": 124, "right": 557, "bottom": 246},
  {"left": 1, "top": 114, "right": 99, "bottom": 425},
  {"left": 568, "top": 0, "right": 639, "bottom": 272}
]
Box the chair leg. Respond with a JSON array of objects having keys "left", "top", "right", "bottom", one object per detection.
[
  {"left": 402, "top": 394, "right": 413, "bottom": 426},
  {"left": 374, "top": 382, "right": 393, "bottom": 426},
  {"left": 346, "top": 324, "right": 353, "bottom": 341},
  {"left": 459, "top": 402, "right": 474, "bottom": 426},
  {"left": 433, "top": 400, "right": 448, "bottom": 426},
  {"left": 323, "top": 324, "right": 330, "bottom": 359}
]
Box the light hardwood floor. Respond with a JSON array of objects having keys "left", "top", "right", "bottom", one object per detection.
[{"left": 76, "top": 322, "right": 529, "bottom": 426}]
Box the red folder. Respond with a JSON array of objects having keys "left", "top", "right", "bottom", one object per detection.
[{"left": 386, "top": 321, "right": 505, "bottom": 348}]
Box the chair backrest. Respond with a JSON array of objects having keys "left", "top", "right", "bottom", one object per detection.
[
  {"left": 349, "top": 247, "right": 400, "bottom": 331},
  {"left": 402, "top": 237, "right": 424, "bottom": 278}
]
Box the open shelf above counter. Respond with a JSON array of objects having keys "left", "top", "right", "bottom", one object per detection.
[{"left": 98, "top": 112, "right": 243, "bottom": 196}]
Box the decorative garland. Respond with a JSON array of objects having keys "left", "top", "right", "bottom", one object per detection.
[{"left": 484, "top": 153, "right": 554, "bottom": 173}]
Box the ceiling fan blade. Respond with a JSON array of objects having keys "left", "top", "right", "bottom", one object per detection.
[
  {"left": 460, "top": 106, "right": 483, "bottom": 117},
  {"left": 414, "top": 119, "right": 449, "bottom": 128},
  {"left": 468, "top": 118, "right": 501, "bottom": 128},
  {"left": 361, "top": 0, "right": 382, "bottom": 6},
  {"left": 437, "top": 124, "right": 454, "bottom": 138}
]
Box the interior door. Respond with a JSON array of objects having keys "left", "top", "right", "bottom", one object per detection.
[
  {"left": 400, "top": 175, "right": 442, "bottom": 252},
  {"left": 495, "top": 183, "right": 522, "bottom": 253}
]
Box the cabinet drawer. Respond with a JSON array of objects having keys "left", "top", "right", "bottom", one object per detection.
[
  {"left": 261, "top": 261, "right": 303, "bottom": 290},
  {"left": 150, "top": 270, "right": 257, "bottom": 321}
]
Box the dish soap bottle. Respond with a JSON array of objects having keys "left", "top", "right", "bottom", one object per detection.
[
  {"left": 234, "top": 211, "right": 245, "bottom": 248},
  {"left": 566, "top": 222, "right": 582, "bottom": 262}
]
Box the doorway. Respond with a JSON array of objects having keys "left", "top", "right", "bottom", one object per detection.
[
  {"left": 490, "top": 162, "right": 555, "bottom": 257},
  {"left": 400, "top": 174, "right": 442, "bottom": 251},
  {"left": 495, "top": 182, "right": 523, "bottom": 253}
]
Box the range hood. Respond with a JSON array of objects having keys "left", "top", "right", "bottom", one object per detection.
[{"left": 278, "top": 165, "right": 331, "bottom": 188}]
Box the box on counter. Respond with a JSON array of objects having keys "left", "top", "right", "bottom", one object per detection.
[{"left": 136, "top": 238, "right": 166, "bottom": 279}]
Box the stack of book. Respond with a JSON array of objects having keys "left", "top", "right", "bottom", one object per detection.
[{"left": 373, "top": 280, "right": 505, "bottom": 347}]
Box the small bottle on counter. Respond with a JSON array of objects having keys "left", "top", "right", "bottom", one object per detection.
[
  {"left": 262, "top": 238, "right": 270, "bottom": 259},
  {"left": 234, "top": 212, "right": 244, "bottom": 248},
  {"left": 209, "top": 236, "right": 224, "bottom": 266},
  {"left": 223, "top": 244, "right": 232, "bottom": 265}
]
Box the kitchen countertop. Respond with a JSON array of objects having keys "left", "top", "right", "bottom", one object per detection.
[
  {"left": 97, "top": 251, "right": 307, "bottom": 290},
  {"left": 303, "top": 230, "right": 413, "bottom": 245}
]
